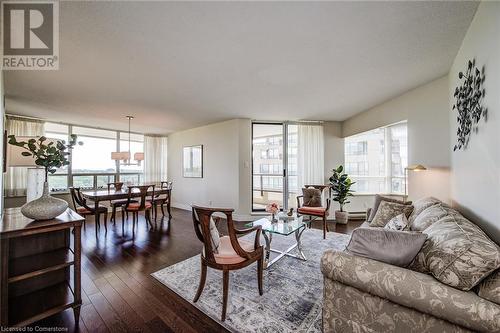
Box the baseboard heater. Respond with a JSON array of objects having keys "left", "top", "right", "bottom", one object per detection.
[{"left": 348, "top": 211, "right": 367, "bottom": 221}]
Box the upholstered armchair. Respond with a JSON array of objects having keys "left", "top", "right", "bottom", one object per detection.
[
  {"left": 297, "top": 185, "right": 331, "bottom": 239},
  {"left": 191, "top": 206, "right": 264, "bottom": 321}
]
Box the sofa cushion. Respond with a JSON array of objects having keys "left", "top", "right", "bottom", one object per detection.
[
  {"left": 384, "top": 213, "right": 410, "bottom": 231},
  {"left": 408, "top": 196, "right": 442, "bottom": 224},
  {"left": 346, "top": 227, "right": 426, "bottom": 267},
  {"left": 478, "top": 270, "right": 500, "bottom": 305},
  {"left": 411, "top": 214, "right": 500, "bottom": 291},
  {"left": 370, "top": 201, "right": 414, "bottom": 227},
  {"left": 410, "top": 203, "right": 448, "bottom": 232},
  {"left": 367, "top": 194, "right": 411, "bottom": 222},
  {"left": 321, "top": 250, "right": 500, "bottom": 333},
  {"left": 302, "top": 187, "right": 322, "bottom": 207}
]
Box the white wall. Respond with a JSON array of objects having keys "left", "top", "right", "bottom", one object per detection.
[
  {"left": 342, "top": 76, "right": 452, "bottom": 207},
  {"left": 167, "top": 119, "right": 252, "bottom": 219},
  {"left": 448, "top": 2, "right": 500, "bottom": 243}
]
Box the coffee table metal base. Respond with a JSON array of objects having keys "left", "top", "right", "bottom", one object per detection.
[{"left": 262, "top": 225, "right": 307, "bottom": 269}]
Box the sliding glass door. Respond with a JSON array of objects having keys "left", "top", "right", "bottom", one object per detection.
[{"left": 252, "top": 122, "right": 298, "bottom": 211}]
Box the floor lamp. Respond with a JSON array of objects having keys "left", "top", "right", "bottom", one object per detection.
[{"left": 404, "top": 164, "right": 427, "bottom": 202}]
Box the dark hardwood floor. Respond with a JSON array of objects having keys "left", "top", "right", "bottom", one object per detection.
[{"left": 30, "top": 208, "right": 362, "bottom": 332}]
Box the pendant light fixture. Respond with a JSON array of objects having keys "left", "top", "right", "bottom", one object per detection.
[{"left": 111, "top": 116, "right": 144, "bottom": 165}]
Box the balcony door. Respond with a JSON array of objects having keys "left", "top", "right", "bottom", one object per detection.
[{"left": 252, "top": 122, "right": 298, "bottom": 211}]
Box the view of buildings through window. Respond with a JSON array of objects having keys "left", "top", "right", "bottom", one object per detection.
[
  {"left": 344, "top": 121, "right": 408, "bottom": 194},
  {"left": 252, "top": 123, "right": 298, "bottom": 211},
  {"left": 45, "top": 122, "right": 144, "bottom": 191}
]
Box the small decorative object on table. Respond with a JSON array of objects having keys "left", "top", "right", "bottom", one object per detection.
[
  {"left": 329, "top": 165, "right": 355, "bottom": 224},
  {"left": 8, "top": 135, "right": 82, "bottom": 220},
  {"left": 265, "top": 202, "right": 280, "bottom": 223},
  {"left": 287, "top": 208, "right": 294, "bottom": 216}
]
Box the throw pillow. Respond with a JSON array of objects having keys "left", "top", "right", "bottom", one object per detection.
[
  {"left": 370, "top": 201, "right": 414, "bottom": 227},
  {"left": 384, "top": 213, "right": 409, "bottom": 231},
  {"left": 346, "top": 227, "right": 427, "bottom": 267},
  {"left": 367, "top": 194, "right": 412, "bottom": 222},
  {"left": 407, "top": 196, "right": 442, "bottom": 224},
  {"left": 477, "top": 270, "right": 500, "bottom": 305},
  {"left": 302, "top": 187, "right": 322, "bottom": 207},
  {"left": 410, "top": 214, "right": 500, "bottom": 291},
  {"left": 409, "top": 203, "right": 448, "bottom": 231}
]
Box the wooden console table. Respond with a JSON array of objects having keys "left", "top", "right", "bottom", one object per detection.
[{"left": 0, "top": 208, "right": 83, "bottom": 327}]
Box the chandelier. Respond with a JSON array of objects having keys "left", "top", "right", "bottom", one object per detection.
[{"left": 111, "top": 116, "right": 144, "bottom": 166}]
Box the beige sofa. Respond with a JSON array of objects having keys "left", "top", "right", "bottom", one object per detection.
[{"left": 321, "top": 197, "right": 500, "bottom": 333}]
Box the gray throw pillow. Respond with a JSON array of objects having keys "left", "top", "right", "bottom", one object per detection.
[
  {"left": 346, "top": 227, "right": 427, "bottom": 267},
  {"left": 367, "top": 194, "right": 412, "bottom": 222},
  {"left": 302, "top": 187, "right": 322, "bottom": 207},
  {"left": 384, "top": 213, "right": 409, "bottom": 231},
  {"left": 370, "top": 201, "right": 414, "bottom": 227}
]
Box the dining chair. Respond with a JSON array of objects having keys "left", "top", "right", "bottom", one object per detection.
[
  {"left": 122, "top": 185, "right": 155, "bottom": 235},
  {"left": 192, "top": 205, "right": 264, "bottom": 321},
  {"left": 296, "top": 185, "right": 331, "bottom": 239},
  {"left": 149, "top": 181, "right": 173, "bottom": 220},
  {"left": 107, "top": 182, "right": 136, "bottom": 224},
  {"left": 69, "top": 187, "right": 108, "bottom": 236}
]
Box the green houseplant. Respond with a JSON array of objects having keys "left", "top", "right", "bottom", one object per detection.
[
  {"left": 329, "top": 165, "right": 355, "bottom": 224},
  {"left": 8, "top": 135, "right": 81, "bottom": 220}
]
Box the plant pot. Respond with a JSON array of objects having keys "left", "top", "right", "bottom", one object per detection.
[
  {"left": 335, "top": 210, "right": 349, "bottom": 224},
  {"left": 21, "top": 182, "right": 68, "bottom": 220}
]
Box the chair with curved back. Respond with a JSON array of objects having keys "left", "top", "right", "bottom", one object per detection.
[
  {"left": 191, "top": 205, "right": 264, "bottom": 321},
  {"left": 107, "top": 182, "right": 136, "bottom": 224},
  {"left": 149, "top": 181, "right": 172, "bottom": 220},
  {"left": 297, "top": 185, "right": 331, "bottom": 239},
  {"left": 122, "top": 185, "right": 155, "bottom": 235},
  {"left": 69, "top": 187, "right": 108, "bottom": 237}
]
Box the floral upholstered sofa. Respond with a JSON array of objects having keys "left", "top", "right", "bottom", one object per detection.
[{"left": 321, "top": 197, "right": 500, "bottom": 333}]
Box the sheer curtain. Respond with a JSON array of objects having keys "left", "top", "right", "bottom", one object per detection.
[
  {"left": 4, "top": 116, "right": 45, "bottom": 197},
  {"left": 297, "top": 124, "right": 324, "bottom": 189},
  {"left": 143, "top": 136, "right": 168, "bottom": 183}
]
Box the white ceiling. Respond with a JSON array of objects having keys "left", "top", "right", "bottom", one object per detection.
[{"left": 4, "top": 1, "right": 478, "bottom": 134}]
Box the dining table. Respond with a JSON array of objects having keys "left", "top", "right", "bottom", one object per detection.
[{"left": 81, "top": 184, "right": 172, "bottom": 233}]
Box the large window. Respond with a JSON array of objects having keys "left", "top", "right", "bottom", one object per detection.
[
  {"left": 344, "top": 122, "right": 407, "bottom": 194},
  {"left": 45, "top": 122, "right": 144, "bottom": 192}
]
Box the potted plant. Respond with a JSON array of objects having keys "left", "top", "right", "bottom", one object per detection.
[
  {"left": 329, "top": 165, "right": 355, "bottom": 224},
  {"left": 8, "top": 135, "right": 81, "bottom": 220}
]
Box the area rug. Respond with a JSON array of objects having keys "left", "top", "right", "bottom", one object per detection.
[{"left": 152, "top": 229, "right": 350, "bottom": 333}]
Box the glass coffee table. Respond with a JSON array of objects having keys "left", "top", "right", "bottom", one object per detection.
[{"left": 246, "top": 215, "right": 307, "bottom": 269}]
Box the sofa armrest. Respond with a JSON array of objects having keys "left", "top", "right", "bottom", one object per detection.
[{"left": 321, "top": 250, "right": 500, "bottom": 333}]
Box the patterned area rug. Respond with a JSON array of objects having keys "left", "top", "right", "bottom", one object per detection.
[{"left": 152, "top": 229, "right": 350, "bottom": 333}]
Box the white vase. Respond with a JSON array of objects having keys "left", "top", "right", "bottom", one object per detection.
[
  {"left": 21, "top": 182, "right": 68, "bottom": 220},
  {"left": 335, "top": 210, "right": 349, "bottom": 224}
]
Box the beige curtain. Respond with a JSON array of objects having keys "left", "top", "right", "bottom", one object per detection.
[
  {"left": 4, "top": 116, "right": 45, "bottom": 197},
  {"left": 143, "top": 136, "right": 168, "bottom": 183},
  {"left": 297, "top": 124, "right": 325, "bottom": 189}
]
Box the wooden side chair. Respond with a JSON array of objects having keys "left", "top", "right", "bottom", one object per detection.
[
  {"left": 149, "top": 181, "right": 172, "bottom": 220},
  {"left": 69, "top": 187, "right": 108, "bottom": 237},
  {"left": 122, "top": 185, "right": 155, "bottom": 235},
  {"left": 192, "top": 206, "right": 264, "bottom": 321},
  {"left": 297, "top": 185, "right": 331, "bottom": 239},
  {"left": 107, "top": 182, "right": 136, "bottom": 224}
]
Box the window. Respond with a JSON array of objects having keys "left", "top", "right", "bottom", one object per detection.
[
  {"left": 344, "top": 122, "right": 407, "bottom": 194},
  {"left": 45, "top": 122, "right": 145, "bottom": 192}
]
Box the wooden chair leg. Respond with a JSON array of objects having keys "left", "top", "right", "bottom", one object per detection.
[
  {"left": 167, "top": 202, "right": 172, "bottom": 219},
  {"left": 193, "top": 261, "right": 207, "bottom": 303},
  {"left": 323, "top": 215, "right": 327, "bottom": 239},
  {"left": 160, "top": 203, "right": 165, "bottom": 217},
  {"left": 111, "top": 205, "right": 116, "bottom": 224},
  {"left": 103, "top": 211, "right": 108, "bottom": 233},
  {"left": 257, "top": 258, "right": 263, "bottom": 296},
  {"left": 122, "top": 210, "right": 125, "bottom": 235},
  {"left": 222, "top": 270, "right": 229, "bottom": 321}
]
